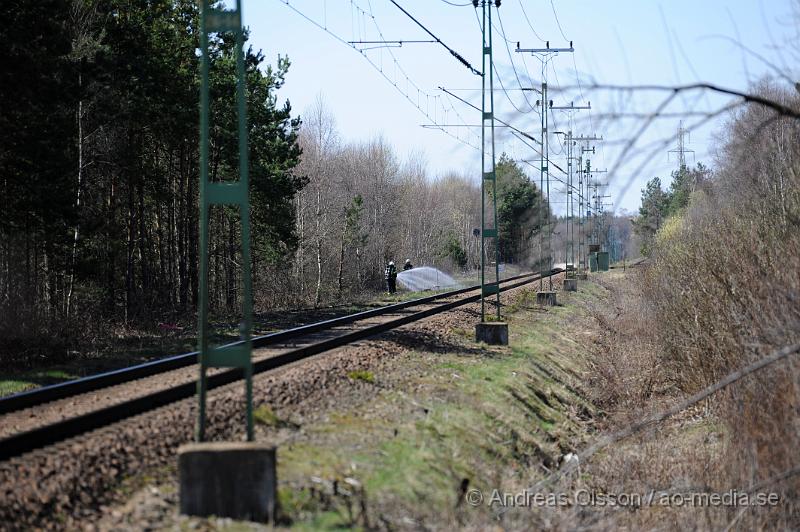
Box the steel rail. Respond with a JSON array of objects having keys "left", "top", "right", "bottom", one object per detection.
[
  {"left": 0, "top": 270, "right": 558, "bottom": 461},
  {"left": 0, "top": 272, "right": 539, "bottom": 416}
]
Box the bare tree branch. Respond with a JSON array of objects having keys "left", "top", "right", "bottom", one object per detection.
[
  {"left": 496, "top": 342, "right": 800, "bottom": 517},
  {"left": 582, "top": 82, "right": 800, "bottom": 120}
]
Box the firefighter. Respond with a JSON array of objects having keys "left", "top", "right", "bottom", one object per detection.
[
  {"left": 385, "top": 260, "right": 398, "bottom": 294},
  {"left": 403, "top": 258, "right": 414, "bottom": 271}
]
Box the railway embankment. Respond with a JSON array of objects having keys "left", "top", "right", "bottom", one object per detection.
[
  {"left": 90, "top": 272, "right": 611, "bottom": 530},
  {"left": 12, "top": 267, "right": 782, "bottom": 530},
  {"left": 98, "top": 266, "right": 796, "bottom": 530}
]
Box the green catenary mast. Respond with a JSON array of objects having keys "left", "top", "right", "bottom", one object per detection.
[
  {"left": 197, "top": 0, "right": 254, "bottom": 442},
  {"left": 478, "top": 0, "right": 501, "bottom": 321}
]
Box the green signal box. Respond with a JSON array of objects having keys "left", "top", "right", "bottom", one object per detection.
[{"left": 597, "top": 251, "right": 609, "bottom": 272}]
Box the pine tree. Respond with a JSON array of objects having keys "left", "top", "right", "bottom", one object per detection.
[
  {"left": 634, "top": 177, "right": 670, "bottom": 255},
  {"left": 494, "top": 154, "right": 548, "bottom": 263}
]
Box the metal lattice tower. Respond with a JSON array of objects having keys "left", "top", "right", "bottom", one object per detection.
[
  {"left": 567, "top": 134, "right": 575, "bottom": 274},
  {"left": 478, "top": 0, "right": 501, "bottom": 321},
  {"left": 668, "top": 120, "right": 695, "bottom": 170},
  {"left": 197, "top": 0, "right": 254, "bottom": 442}
]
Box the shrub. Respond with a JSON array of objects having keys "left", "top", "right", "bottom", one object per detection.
[{"left": 639, "top": 82, "right": 800, "bottom": 529}]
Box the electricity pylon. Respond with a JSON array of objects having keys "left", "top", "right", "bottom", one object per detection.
[{"left": 668, "top": 120, "right": 695, "bottom": 170}]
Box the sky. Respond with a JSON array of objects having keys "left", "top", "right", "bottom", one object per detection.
[{"left": 231, "top": 0, "right": 798, "bottom": 214}]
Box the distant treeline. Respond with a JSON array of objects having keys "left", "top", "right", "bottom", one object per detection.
[{"left": 291, "top": 100, "right": 551, "bottom": 308}]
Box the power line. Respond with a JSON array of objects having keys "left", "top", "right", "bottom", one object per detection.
[
  {"left": 517, "top": 0, "right": 546, "bottom": 42},
  {"left": 495, "top": 9, "right": 538, "bottom": 112},
  {"left": 497, "top": 0, "right": 545, "bottom": 111},
  {"left": 388, "top": 0, "right": 482, "bottom": 76},
  {"left": 517, "top": 45, "right": 540, "bottom": 102},
  {"left": 492, "top": 57, "right": 535, "bottom": 114},
  {"left": 358, "top": 0, "right": 479, "bottom": 145},
  {"left": 549, "top": 0, "right": 570, "bottom": 41},
  {"left": 276, "top": 0, "right": 482, "bottom": 152},
  {"left": 473, "top": 7, "right": 531, "bottom": 115},
  {"left": 544, "top": 0, "right": 592, "bottom": 135},
  {"left": 572, "top": 54, "right": 593, "bottom": 131},
  {"left": 473, "top": 7, "right": 528, "bottom": 114},
  {"left": 440, "top": 86, "right": 542, "bottom": 146}
]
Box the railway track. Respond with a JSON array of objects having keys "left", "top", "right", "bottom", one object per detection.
[
  {"left": 0, "top": 269, "right": 559, "bottom": 462},
  {"left": 608, "top": 257, "right": 648, "bottom": 269}
]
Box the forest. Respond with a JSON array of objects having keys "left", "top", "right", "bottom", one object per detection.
[{"left": 0, "top": 0, "right": 551, "bottom": 365}]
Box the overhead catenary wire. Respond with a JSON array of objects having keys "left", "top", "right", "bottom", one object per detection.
[
  {"left": 360, "top": 0, "right": 480, "bottom": 145},
  {"left": 473, "top": 7, "right": 531, "bottom": 115},
  {"left": 518, "top": 158, "right": 576, "bottom": 193},
  {"left": 279, "top": 0, "right": 597, "bottom": 186},
  {"left": 494, "top": 8, "right": 538, "bottom": 112},
  {"left": 363, "top": 0, "right": 478, "bottom": 141},
  {"left": 388, "top": 0, "right": 482, "bottom": 76},
  {"left": 517, "top": 0, "right": 546, "bottom": 43},
  {"left": 549, "top": 0, "right": 570, "bottom": 42},
  {"left": 276, "top": 0, "right": 483, "bottom": 153},
  {"left": 440, "top": 86, "right": 542, "bottom": 146}
]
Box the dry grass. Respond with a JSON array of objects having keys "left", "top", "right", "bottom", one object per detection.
[{"left": 555, "top": 85, "right": 800, "bottom": 530}]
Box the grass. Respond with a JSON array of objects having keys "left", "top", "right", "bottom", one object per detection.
[
  {"left": 346, "top": 370, "right": 375, "bottom": 384},
  {"left": 253, "top": 405, "right": 300, "bottom": 429},
  {"left": 374, "top": 288, "right": 450, "bottom": 305},
  {"left": 254, "top": 405, "right": 282, "bottom": 427},
  {"left": 275, "top": 280, "right": 604, "bottom": 529},
  {"left": 0, "top": 369, "right": 79, "bottom": 396}
]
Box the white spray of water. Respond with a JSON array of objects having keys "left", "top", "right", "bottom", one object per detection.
[{"left": 397, "top": 266, "right": 460, "bottom": 292}]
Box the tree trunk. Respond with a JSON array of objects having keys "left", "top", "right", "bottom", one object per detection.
[
  {"left": 125, "top": 168, "right": 135, "bottom": 323},
  {"left": 66, "top": 73, "right": 83, "bottom": 319},
  {"left": 356, "top": 247, "right": 362, "bottom": 287},
  {"left": 314, "top": 186, "right": 322, "bottom": 308},
  {"left": 336, "top": 229, "right": 345, "bottom": 298},
  {"left": 296, "top": 192, "right": 305, "bottom": 296}
]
